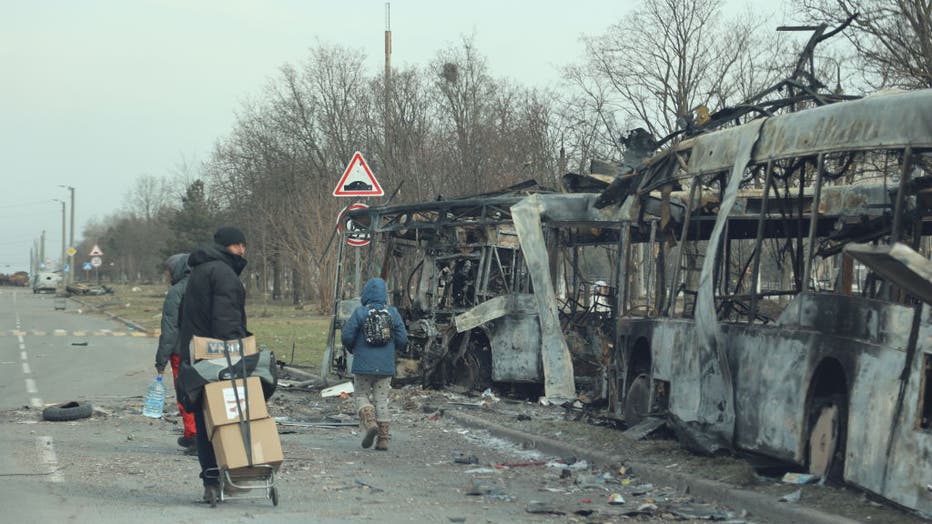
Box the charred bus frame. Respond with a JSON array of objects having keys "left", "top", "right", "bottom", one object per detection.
[
  {"left": 607, "top": 89, "right": 932, "bottom": 515},
  {"left": 322, "top": 88, "right": 932, "bottom": 515}
]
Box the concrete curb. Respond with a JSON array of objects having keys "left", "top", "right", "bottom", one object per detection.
[
  {"left": 67, "top": 296, "right": 152, "bottom": 335},
  {"left": 447, "top": 410, "right": 861, "bottom": 524}
]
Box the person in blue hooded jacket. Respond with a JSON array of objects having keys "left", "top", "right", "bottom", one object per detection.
[{"left": 341, "top": 277, "right": 407, "bottom": 450}]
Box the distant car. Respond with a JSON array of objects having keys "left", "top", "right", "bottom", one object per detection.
[
  {"left": 32, "top": 272, "right": 63, "bottom": 294},
  {"left": 343, "top": 180, "right": 373, "bottom": 191}
]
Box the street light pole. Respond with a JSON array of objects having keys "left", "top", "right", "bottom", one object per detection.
[
  {"left": 59, "top": 185, "right": 75, "bottom": 284},
  {"left": 53, "top": 199, "right": 65, "bottom": 275}
]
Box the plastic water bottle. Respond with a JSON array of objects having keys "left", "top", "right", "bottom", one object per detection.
[{"left": 142, "top": 375, "right": 165, "bottom": 418}]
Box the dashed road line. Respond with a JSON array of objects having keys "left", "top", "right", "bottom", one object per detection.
[
  {"left": 30, "top": 397, "right": 43, "bottom": 409},
  {"left": 3, "top": 329, "right": 150, "bottom": 337},
  {"left": 35, "top": 436, "right": 63, "bottom": 483},
  {"left": 22, "top": 362, "right": 31, "bottom": 374},
  {"left": 25, "top": 378, "right": 37, "bottom": 394}
]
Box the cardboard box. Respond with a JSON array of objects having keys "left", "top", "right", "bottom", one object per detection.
[
  {"left": 191, "top": 335, "right": 257, "bottom": 362},
  {"left": 203, "top": 376, "right": 268, "bottom": 437},
  {"left": 211, "top": 417, "right": 283, "bottom": 470}
]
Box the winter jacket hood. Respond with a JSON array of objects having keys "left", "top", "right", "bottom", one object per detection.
[
  {"left": 166, "top": 253, "right": 190, "bottom": 285},
  {"left": 188, "top": 244, "right": 247, "bottom": 276},
  {"left": 361, "top": 277, "right": 387, "bottom": 307}
]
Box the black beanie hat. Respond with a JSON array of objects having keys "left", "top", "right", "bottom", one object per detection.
[{"left": 213, "top": 227, "right": 246, "bottom": 247}]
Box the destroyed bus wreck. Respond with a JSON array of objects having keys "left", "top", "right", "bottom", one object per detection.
[
  {"left": 321, "top": 87, "right": 932, "bottom": 516},
  {"left": 321, "top": 182, "right": 628, "bottom": 404},
  {"left": 601, "top": 87, "right": 932, "bottom": 516}
]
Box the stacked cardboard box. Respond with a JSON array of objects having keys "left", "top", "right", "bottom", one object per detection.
[{"left": 202, "top": 376, "right": 283, "bottom": 470}]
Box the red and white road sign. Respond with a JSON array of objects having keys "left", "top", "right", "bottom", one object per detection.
[
  {"left": 88, "top": 244, "right": 104, "bottom": 257},
  {"left": 337, "top": 202, "right": 371, "bottom": 247},
  {"left": 332, "top": 151, "right": 383, "bottom": 197}
]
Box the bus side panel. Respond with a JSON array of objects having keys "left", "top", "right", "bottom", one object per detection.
[
  {"left": 845, "top": 347, "right": 902, "bottom": 497},
  {"left": 729, "top": 327, "right": 809, "bottom": 463},
  {"left": 878, "top": 335, "right": 932, "bottom": 515},
  {"left": 490, "top": 314, "right": 542, "bottom": 382}
]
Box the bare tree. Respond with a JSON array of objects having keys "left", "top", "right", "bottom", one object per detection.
[
  {"left": 800, "top": 0, "right": 932, "bottom": 88},
  {"left": 126, "top": 174, "right": 173, "bottom": 223},
  {"left": 569, "top": 0, "right": 783, "bottom": 145}
]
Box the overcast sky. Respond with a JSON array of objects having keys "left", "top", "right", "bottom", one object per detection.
[{"left": 0, "top": 0, "right": 777, "bottom": 273}]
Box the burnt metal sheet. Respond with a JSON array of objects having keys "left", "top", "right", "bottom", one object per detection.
[
  {"left": 844, "top": 346, "right": 902, "bottom": 497},
  {"left": 489, "top": 314, "right": 542, "bottom": 383},
  {"left": 880, "top": 325, "right": 932, "bottom": 515},
  {"left": 689, "top": 119, "right": 764, "bottom": 451},
  {"left": 776, "top": 293, "right": 913, "bottom": 350},
  {"left": 509, "top": 193, "right": 630, "bottom": 402},
  {"left": 512, "top": 195, "right": 576, "bottom": 402},
  {"left": 672, "top": 89, "right": 932, "bottom": 177},
  {"left": 845, "top": 242, "right": 932, "bottom": 305},
  {"left": 454, "top": 294, "right": 537, "bottom": 333}
]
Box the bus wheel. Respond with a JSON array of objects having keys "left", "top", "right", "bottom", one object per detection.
[
  {"left": 624, "top": 374, "right": 651, "bottom": 426},
  {"left": 808, "top": 395, "right": 845, "bottom": 480}
]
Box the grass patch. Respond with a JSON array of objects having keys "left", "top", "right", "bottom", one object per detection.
[{"left": 78, "top": 284, "right": 331, "bottom": 369}]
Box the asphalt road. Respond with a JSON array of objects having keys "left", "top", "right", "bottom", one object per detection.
[
  {"left": 1, "top": 290, "right": 720, "bottom": 523},
  {"left": 0, "top": 289, "right": 887, "bottom": 524}
]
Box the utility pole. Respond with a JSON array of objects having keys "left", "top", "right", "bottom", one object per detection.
[
  {"left": 40, "top": 230, "right": 46, "bottom": 267},
  {"left": 384, "top": 2, "right": 392, "bottom": 182},
  {"left": 53, "top": 199, "right": 65, "bottom": 274},
  {"left": 60, "top": 185, "right": 75, "bottom": 284}
]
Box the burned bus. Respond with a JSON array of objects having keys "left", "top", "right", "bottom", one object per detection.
[
  {"left": 321, "top": 184, "right": 628, "bottom": 402},
  {"left": 323, "top": 87, "right": 932, "bottom": 515},
  {"left": 604, "top": 88, "right": 932, "bottom": 514}
]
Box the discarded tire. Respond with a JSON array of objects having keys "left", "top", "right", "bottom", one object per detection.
[{"left": 42, "top": 401, "right": 93, "bottom": 421}]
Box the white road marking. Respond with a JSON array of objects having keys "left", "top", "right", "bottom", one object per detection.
[
  {"left": 35, "top": 436, "right": 63, "bottom": 483},
  {"left": 14, "top": 303, "right": 46, "bottom": 416},
  {"left": 53, "top": 330, "right": 66, "bottom": 336}
]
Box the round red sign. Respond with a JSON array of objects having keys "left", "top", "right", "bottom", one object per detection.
[{"left": 337, "top": 202, "right": 370, "bottom": 247}]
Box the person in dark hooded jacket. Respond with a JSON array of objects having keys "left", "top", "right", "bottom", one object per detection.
[
  {"left": 341, "top": 277, "right": 407, "bottom": 450},
  {"left": 154, "top": 253, "right": 195, "bottom": 450},
  {"left": 179, "top": 226, "right": 250, "bottom": 504}
]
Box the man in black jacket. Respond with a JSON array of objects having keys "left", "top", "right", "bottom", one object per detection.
[{"left": 179, "top": 226, "right": 249, "bottom": 504}]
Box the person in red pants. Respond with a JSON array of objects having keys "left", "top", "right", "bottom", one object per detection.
[{"left": 155, "top": 253, "right": 196, "bottom": 451}]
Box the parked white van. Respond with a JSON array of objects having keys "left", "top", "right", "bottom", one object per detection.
[{"left": 32, "top": 272, "right": 63, "bottom": 293}]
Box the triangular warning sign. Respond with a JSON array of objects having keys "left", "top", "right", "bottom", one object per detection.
[
  {"left": 88, "top": 244, "right": 104, "bottom": 257},
  {"left": 333, "top": 151, "right": 384, "bottom": 197}
]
